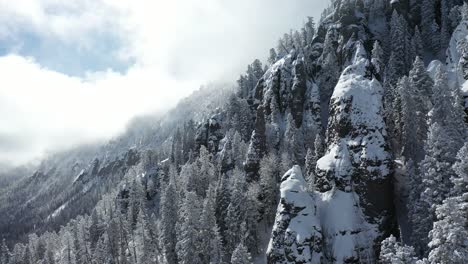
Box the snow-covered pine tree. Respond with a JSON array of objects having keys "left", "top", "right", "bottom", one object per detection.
[
  {"left": 387, "top": 10, "right": 407, "bottom": 83},
  {"left": 380, "top": 235, "right": 418, "bottom": 264},
  {"left": 230, "top": 242, "right": 252, "bottom": 264},
  {"left": 268, "top": 48, "right": 278, "bottom": 65},
  {"left": 304, "top": 148, "right": 316, "bottom": 190},
  {"left": 440, "top": 0, "right": 452, "bottom": 52},
  {"left": 429, "top": 66, "right": 466, "bottom": 149},
  {"left": 243, "top": 183, "right": 260, "bottom": 255},
  {"left": 209, "top": 226, "right": 224, "bottom": 264},
  {"left": 427, "top": 143, "right": 468, "bottom": 262},
  {"left": 215, "top": 173, "right": 231, "bottom": 246},
  {"left": 412, "top": 120, "right": 460, "bottom": 256},
  {"left": 304, "top": 16, "right": 315, "bottom": 46},
  {"left": 420, "top": 0, "right": 437, "bottom": 52},
  {"left": 176, "top": 191, "right": 202, "bottom": 264},
  {"left": 160, "top": 181, "right": 178, "bottom": 264},
  {"left": 259, "top": 153, "right": 280, "bottom": 225},
  {"left": 135, "top": 205, "right": 158, "bottom": 264},
  {"left": 88, "top": 209, "right": 101, "bottom": 251},
  {"left": 0, "top": 239, "right": 10, "bottom": 264},
  {"left": 427, "top": 194, "right": 468, "bottom": 264},
  {"left": 411, "top": 27, "right": 423, "bottom": 63},
  {"left": 452, "top": 142, "right": 468, "bottom": 195},
  {"left": 398, "top": 76, "right": 415, "bottom": 158},
  {"left": 371, "top": 40, "right": 385, "bottom": 80},
  {"left": 199, "top": 185, "right": 222, "bottom": 264},
  {"left": 72, "top": 221, "right": 88, "bottom": 264},
  {"left": 225, "top": 169, "right": 247, "bottom": 256},
  {"left": 22, "top": 244, "right": 32, "bottom": 264},
  {"left": 405, "top": 57, "right": 433, "bottom": 161}
]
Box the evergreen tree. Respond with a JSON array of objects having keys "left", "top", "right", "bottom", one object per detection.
[
  {"left": 22, "top": 245, "right": 32, "bottom": 264},
  {"left": 411, "top": 27, "right": 423, "bottom": 62},
  {"left": 93, "top": 234, "right": 108, "bottom": 264},
  {"left": 225, "top": 169, "right": 247, "bottom": 256},
  {"left": 230, "top": 242, "right": 252, "bottom": 264},
  {"left": 430, "top": 20, "right": 441, "bottom": 54},
  {"left": 176, "top": 191, "right": 202, "bottom": 264},
  {"left": 405, "top": 57, "right": 433, "bottom": 161},
  {"left": 412, "top": 122, "right": 458, "bottom": 255},
  {"left": 160, "top": 181, "right": 178, "bottom": 264},
  {"left": 428, "top": 143, "right": 468, "bottom": 263},
  {"left": 1, "top": 239, "right": 10, "bottom": 264},
  {"left": 380, "top": 235, "right": 418, "bottom": 264},
  {"left": 243, "top": 184, "right": 260, "bottom": 255},
  {"left": 427, "top": 195, "right": 468, "bottom": 264},
  {"left": 304, "top": 148, "right": 315, "bottom": 187},
  {"left": 209, "top": 226, "right": 224, "bottom": 264},
  {"left": 371, "top": 40, "right": 385, "bottom": 80},
  {"left": 421, "top": 0, "right": 437, "bottom": 52},
  {"left": 387, "top": 10, "right": 407, "bottom": 83},
  {"left": 452, "top": 142, "right": 468, "bottom": 195},
  {"left": 215, "top": 174, "right": 231, "bottom": 246},
  {"left": 258, "top": 153, "right": 279, "bottom": 226},
  {"left": 283, "top": 112, "right": 305, "bottom": 165},
  {"left": 89, "top": 209, "right": 104, "bottom": 251},
  {"left": 72, "top": 222, "right": 87, "bottom": 264},
  {"left": 399, "top": 76, "right": 416, "bottom": 159},
  {"left": 135, "top": 205, "right": 158, "bottom": 264},
  {"left": 268, "top": 48, "right": 278, "bottom": 65},
  {"left": 303, "top": 16, "right": 315, "bottom": 45},
  {"left": 106, "top": 216, "right": 121, "bottom": 263},
  {"left": 199, "top": 186, "right": 221, "bottom": 264},
  {"left": 429, "top": 66, "right": 466, "bottom": 149},
  {"left": 440, "top": 0, "right": 452, "bottom": 51}
]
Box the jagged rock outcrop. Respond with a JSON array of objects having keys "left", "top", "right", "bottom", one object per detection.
[
  {"left": 195, "top": 111, "right": 225, "bottom": 153},
  {"left": 254, "top": 52, "right": 322, "bottom": 132},
  {"left": 446, "top": 17, "right": 468, "bottom": 121},
  {"left": 244, "top": 105, "right": 267, "bottom": 180},
  {"left": 267, "top": 165, "right": 323, "bottom": 264},
  {"left": 244, "top": 51, "right": 323, "bottom": 178},
  {"left": 244, "top": 52, "right": 322, "bottom": 171},
  {"left": 314, "top": 43, "right": 395, "bottom": 262}
]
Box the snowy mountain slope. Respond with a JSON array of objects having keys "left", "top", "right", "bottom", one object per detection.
[
  {"left": 0, "top": 84, "right": 231, "bottom": 244},
  {"left": 1, "top": 1, "right": 467, "bottom": 263}
]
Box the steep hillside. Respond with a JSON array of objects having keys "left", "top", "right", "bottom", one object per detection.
[{"left": 1, "top": 1, "right": 467, "bottom": 264}]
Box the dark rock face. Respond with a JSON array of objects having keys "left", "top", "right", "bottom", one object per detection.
[
  {"left": 219, "top": 136, "right": 235, "bottom": 174},
  {"left": 244, "top": 105, "right": 266, "bottom": 181},
  {"left": 246, "top": 52, "right": 322, "bottom": 168},
  {"left": 267, "top": 166, "right": 323, "bottom": 264},
  {"left": 195, "top": 112, "right": 225, "bottom": 153},
  {"left": 254, "top": 53, "right": 317, "bottom": 128}
]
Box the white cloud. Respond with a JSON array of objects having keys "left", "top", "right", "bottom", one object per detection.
[
  {"left": 0, "top": 0, "right": 329, "bottom": 165},
  {"left": 0, "top": 55, "right": 200, "bottom": 164}
]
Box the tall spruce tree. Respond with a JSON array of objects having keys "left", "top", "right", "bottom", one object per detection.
[
  {"left": 160, "top": 181, "right": 178, "bottom": 264},
  {"left": 176, "top": 192, "right": 202, "bottom": 264},
  {"left": 230, "top": 242, "right": 252, "bottom": 264}
]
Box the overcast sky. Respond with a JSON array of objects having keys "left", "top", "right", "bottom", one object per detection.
[{"left": 0, "top": 0, "right": 329, "bottom": 165}]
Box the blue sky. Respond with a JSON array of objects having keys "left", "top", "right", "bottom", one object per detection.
[
  {"left": 0, "top": 0, "right": 329, "bottom": 165},
  {"left": 0, "top": 29, "right": 132, "bottom": 76}
]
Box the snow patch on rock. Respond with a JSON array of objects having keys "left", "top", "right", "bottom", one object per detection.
[
  {"left": 267, "top": 165, "right": 379, "bottom": 263},
  {"left": 267, "top": 165, "right": 323, "bottom": 263}
]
